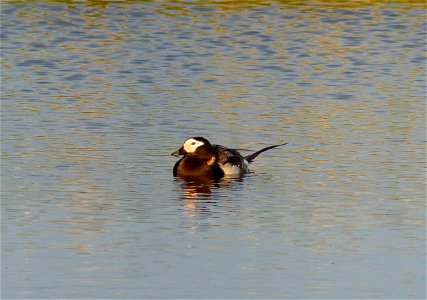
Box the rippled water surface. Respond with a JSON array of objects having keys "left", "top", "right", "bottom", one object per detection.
[{"left": 1, "top": 1, "right": 426, "bottom": 298}]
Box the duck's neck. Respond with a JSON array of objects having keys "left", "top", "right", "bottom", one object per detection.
[{"left": 194, "top": 146, "right": 214, "bottom": 160}]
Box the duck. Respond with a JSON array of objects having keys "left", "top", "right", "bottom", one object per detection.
[{"left": 171, "top": 137, "right": 287, "bottom": 179}]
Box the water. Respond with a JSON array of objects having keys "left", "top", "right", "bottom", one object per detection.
[{"left": 1, "top": 1, "right": 425, "bottom": 298}]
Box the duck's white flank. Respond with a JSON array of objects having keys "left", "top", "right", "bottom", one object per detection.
[{"left": 219, "top": 159, "right": 249, "bottom": 175}]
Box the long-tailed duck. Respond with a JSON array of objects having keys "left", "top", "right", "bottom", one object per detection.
[{"left": 171, "top": 137, "right": 287, "bottom": 179}]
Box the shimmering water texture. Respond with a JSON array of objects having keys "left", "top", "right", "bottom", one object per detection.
[{"left": 1, "top": 1, "right": 426, "bottom": 298}]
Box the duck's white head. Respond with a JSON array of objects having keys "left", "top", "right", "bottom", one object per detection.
[
  {"left": 183, "top": 138, "right": 205, "bottom": 154},
  {"left": 171, "top": 137, "right": 211, "bottom": 157}
]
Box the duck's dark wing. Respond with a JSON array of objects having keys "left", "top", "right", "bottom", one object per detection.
[
  {"left": 212, "top": 145, "right": 245, "bottom": 167},
  {"left": 212, "top": 142, "right": 287, "bottom": 168}
]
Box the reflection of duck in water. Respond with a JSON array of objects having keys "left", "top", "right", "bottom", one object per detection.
[
  {"left": 171, "top": 137, "right": 287, "bottom": 180},
  {"left": 175, "top": 176, "right": 244, "bottom": 220},
  {"left": 178, "top": 177, "right": 215, "bottom": 200},
  {"left": 175, "top": 175, "right": 243, "bottom": 201}
]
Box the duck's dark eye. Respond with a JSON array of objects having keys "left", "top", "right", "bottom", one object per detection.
[{"left": 191, "top": 142, "right": 196, "bottom": 145}]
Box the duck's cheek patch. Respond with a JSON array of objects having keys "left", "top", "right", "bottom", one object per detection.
[{"left": 183, "top": 138, "right": 204, "bottom": 153}]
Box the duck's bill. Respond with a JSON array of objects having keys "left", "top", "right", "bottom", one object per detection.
[{"left": 171, "top": 147, "right": 185, "bottom": 157}]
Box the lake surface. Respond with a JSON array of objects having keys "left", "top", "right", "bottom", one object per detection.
[{"left": 1, "top": 0, "right": 426, "bottom": 298}]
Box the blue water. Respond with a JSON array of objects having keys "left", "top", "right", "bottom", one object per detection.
[{"left": 1, "top": 1, "right": 426, "bottom": 298}]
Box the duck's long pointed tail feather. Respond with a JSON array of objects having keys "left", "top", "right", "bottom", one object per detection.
[{"left": 244, "top": 143, "right": 288, "bottom": 163}]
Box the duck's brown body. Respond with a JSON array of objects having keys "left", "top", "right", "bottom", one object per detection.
[
  {"left": 171, "top": 137, "right": 287, "bottom": 179},
  {"left": 173, "top": 156, "right": 224, "bottom": 179}
]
